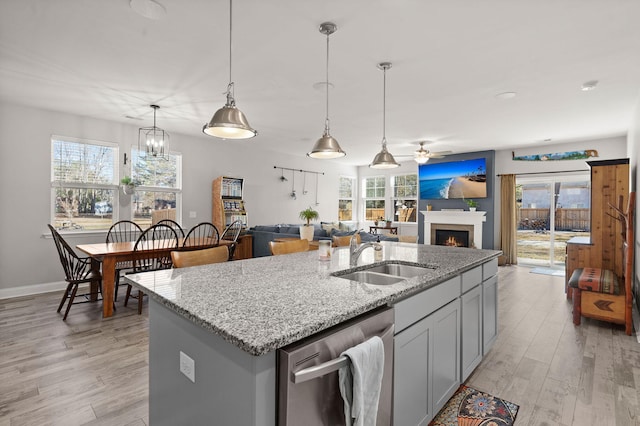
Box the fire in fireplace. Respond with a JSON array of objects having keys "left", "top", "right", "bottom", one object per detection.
[{"left": 435, "top": 229, "right": 470, "bottom": 247}]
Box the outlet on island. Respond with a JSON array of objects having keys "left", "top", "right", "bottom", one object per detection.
[{"left": 179, "top": 351, "right": 195, "bottom": 383}]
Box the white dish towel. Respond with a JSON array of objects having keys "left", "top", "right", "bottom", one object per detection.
[{"left": 338, "top": 335, "right": 385, "bottom": 426}]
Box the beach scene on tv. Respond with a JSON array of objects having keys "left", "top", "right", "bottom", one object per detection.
[{"left": 419, "top": 157, "right": 487, "bottom": 199}]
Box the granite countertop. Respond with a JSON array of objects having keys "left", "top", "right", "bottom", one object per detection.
[{"left": 124, "top": 242, "right": 500, "bottom": 356}]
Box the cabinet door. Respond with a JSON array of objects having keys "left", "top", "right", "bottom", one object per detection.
[
  {"left": 461, "top": 285, "right": 482, "bottom": 381},
  {"left": 394, "top": 315, "right": 432, "bottom": 426},
  {"left": 483, "top": 275, "right": 498, "bottom": 353},
  {"left": 431, "top": 299, "right": 461, "bottom": 415}
]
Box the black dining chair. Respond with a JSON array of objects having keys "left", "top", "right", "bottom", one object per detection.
[
  {"left": 48, "top": 224, "right": 103, "bottom": 320},
  {"left": 125, "top": 224, "right": 179, "bottom": 314},
  {"left": 182, "top": 222, "right": 220, "bottom": 250},
  {"left": 220, "top": 220, "right": 243, "bottom": 260},
  {"left": 106, "top": 220, "right": 142, "bottom": 301},
  {"left": 156, "top": 219, "right": 185, "bottom": 238}
]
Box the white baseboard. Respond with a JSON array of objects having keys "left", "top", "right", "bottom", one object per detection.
[{"left": 0, "top": 281, "right": 68, "bottom": 300}]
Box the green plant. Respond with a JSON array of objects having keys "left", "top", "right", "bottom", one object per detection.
[
  {"left": 299, "top": 206, "right": 319, "bottom": 226},
  {"left": 465, "top": 199, "right": 478, "bottom": 208},
  {"left": 120, "top": 176, "right": 134, "bottom": 186}
]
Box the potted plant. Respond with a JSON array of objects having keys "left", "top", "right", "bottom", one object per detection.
[
  {"left": 299, "top": 206, "right": 319, "bottom": 241},
  {"left": 385, "top": 218, "right": 393, "bottom": 228},
  {"left": 465, "top": 199, "right": 478, "bottom": 211},
  {"left": 121, "top": 176, "right": 136, "bottom": 195}
]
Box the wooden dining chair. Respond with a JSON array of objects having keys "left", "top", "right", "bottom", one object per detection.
[
  {"left": 269, "top": 239, "right": 309, "bottom": 256},
  {"left": 156, "top": 219, "right": 185, "bottom": 238},
  {"left": 171, "top": 246, "right": 230, "bottom": 268},
  {"left": 125, "top": 224, "right": 179, "bottom": 314},
  {"left": 332, "top": 234, "right": 360, "bottom": 247},
  {"left": 182, "top": 222, "right": 219, "bottom": 250},
  {"left": 48, "top": 224, "right": 103, "bottom": 320},
  {"left": 106, "top": 220, "right": 142, "bottom": 301},
  {"left": 221, "top": 220, "right": 243, "bottom": 260}
]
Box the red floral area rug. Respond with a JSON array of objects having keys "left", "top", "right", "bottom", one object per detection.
[{"left": 430, "top": 385, "right": 519, "bottom": 426}]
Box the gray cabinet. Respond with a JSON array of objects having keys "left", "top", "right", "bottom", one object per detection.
[
  {"left": 482, "top": 275, "right": 498, "bottom": 353},
  {"left": 431, "top": 299, "right": 461, "bottom": 414},
  {"left": 461, "top": 285, "right": 482, "bottom": 381},
  {"left": 394, "top": 314, "right": 433, "bottom": 426}
]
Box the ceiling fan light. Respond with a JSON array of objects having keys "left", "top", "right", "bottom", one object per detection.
[
  {"left": 202, "top": 103, "right": 257, "bottom": 139},
  {"left": 414, "top": 153, "right": 430, "bottom": 164},
  {"left": 307, "top": 133, "right": 346, "bottom": 159}
]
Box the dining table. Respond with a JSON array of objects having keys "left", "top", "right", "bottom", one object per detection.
[{"left": 77, "top": 238, "right": 230, "bottom": 318}]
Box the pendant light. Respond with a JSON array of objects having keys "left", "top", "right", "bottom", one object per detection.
[
  {"left": 307, "top": 22, "right": 346, "bottom": 159},
  {"left": 202, "top": 0, "right": 257, "bottom": 139},
  {"left": 138, "top": 104, "right": 169, "bottom": 160},
  {"left": 370, "top": 62, "right": 400, "bottom": 169}
]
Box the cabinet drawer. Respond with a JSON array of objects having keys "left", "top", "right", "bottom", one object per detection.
[
  {"left": 483, "top": 258, "right": 498, "bottom": 280},
  {"left": 394, "top": 276, "right": 461, "bottom": 334},
  {"left": 461, "top": 266, "right": 482, "bottom": 293}
]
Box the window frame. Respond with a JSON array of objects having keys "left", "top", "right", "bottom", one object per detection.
[
  {"left": 391, "top": 173, "right": 418, "bottom": 223},
  {"left": 338, "top": 176, "right": 356, "bottom": 222},
  {"left": 50, "top": 135, "right": 119, "bottom": 232},
  {"left": 362, "top": 175, "right": 387, "bottom": 222},
  {"left": 130, "top": 146, "right": 183, "bottom": 229}
]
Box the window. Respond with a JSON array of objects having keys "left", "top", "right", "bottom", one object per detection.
[
  {"left": 392, "top": 174, "right": 418, "bottom": 222},
  {"left": 338, "top": 176, "right": 356, "bottom": 221},
  {"left": 131, "top": 148, "right": 182, "bottom": 229},
  {"left": 363, "top": 176, "right": 386, "bottom": 221},
  {"left": 51, "top": 136, "right": 118, "bottom": 231}
]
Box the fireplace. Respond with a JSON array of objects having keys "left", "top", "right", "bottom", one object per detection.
[
  {"left": 421, "top": 210, "right": 486, "bottom": 249},
  {"left": 431, "top": 223, "right": 474, "bottom": 247},
  {"left": 435, "top": 229, "right": 470, "bottom": 247}
]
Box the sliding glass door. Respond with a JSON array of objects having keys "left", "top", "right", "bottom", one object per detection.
[{"left": 516, "top": 174, "right": 590, "bottom": 268}]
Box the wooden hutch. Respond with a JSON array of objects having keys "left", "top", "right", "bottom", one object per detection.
[
  {"left": 212, "top": 176, "right": 252, "bottom": 259},
  {"left": 565, "top": 158, "right": 629, "bottom": 287}
]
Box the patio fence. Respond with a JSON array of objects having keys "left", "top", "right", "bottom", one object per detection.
[{"left": 517, "top": 208, "right": 590, "bottom": 231}]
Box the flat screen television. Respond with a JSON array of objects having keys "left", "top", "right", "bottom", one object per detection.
[{"left": 419, "top": 157, "right": 487, "bottom": 200}]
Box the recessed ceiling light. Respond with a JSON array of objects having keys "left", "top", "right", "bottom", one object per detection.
[
  {"left": 581, "top": 80, "right": 598, "bottom": 91},
  {"left": 495, "top": 92, "right": 517, "bottom": 100},
  {"left": 130, "top": 0, "right": 167, "bottom": 20}
]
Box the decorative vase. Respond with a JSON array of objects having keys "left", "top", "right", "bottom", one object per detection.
[
  {"left": 469, "top": 207, "right": 477, "bottom": 212},
  {"left": 122, "top": 184, "right": 135, "bottom": 195},
  {"left": 299, "top": 225, "right": 314, "bottom": 241}
]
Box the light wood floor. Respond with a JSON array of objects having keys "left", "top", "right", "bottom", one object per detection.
[{"left": 0, "top": 266, "right": 638, "bottom": 425}]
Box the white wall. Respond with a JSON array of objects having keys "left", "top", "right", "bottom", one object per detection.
[
  {"left": 492, "top": 136, "right": 628, "bottom": 245},
  {"left": 0, "top": 102, "right": 356, "bottom": 297}
]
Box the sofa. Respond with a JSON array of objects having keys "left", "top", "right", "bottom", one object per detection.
[
  {"left": 248, "top": 222, "right": 398, "bottom": 257},
  {"left": 248, "top": 224, "right": 331, "bottom": 257}
]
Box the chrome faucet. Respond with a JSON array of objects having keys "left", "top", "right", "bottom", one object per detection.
[{"left": 349, "top": 230, "right": 376, "bottom": 267}]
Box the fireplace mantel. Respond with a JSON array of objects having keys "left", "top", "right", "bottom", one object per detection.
[{"left": 420, "top": 210, "right": 487, "bottom": 249}]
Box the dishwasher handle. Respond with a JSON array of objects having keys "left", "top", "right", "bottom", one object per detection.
[{"left": 292, "top": 323, "right": 394, "bottom": 384}]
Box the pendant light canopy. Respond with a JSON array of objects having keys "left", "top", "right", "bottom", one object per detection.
[
  {"left": 307, "top": 22, "right": 346, "bottom": 159},
  {"left": 203, "top": 0, "right": 257, "bottom": 140},
  {"left": 370, "top": 62, "right": 400, "bottom": 169},
  {"left": 138, "top": 104, "right": 169, "bottom": 160}
]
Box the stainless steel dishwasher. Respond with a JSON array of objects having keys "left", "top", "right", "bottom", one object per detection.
[{"left": 277, "top": 306, "right": 394, "bottom": 425}]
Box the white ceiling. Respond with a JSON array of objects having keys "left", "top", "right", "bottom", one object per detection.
[{"left": 1, "top": 0, "right": 639, "bottom": 166}]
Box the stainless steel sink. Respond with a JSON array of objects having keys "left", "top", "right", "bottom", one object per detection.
[
  {"left": 336, "top": 271, "right": 405, "bottom": 286},
  {"left": 364, "top": 263, "right": 432, "bottom": 278},
  {"left": 332, "top": 262, "right": 434, "bottom": 285}
]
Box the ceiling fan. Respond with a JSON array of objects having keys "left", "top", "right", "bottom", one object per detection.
[{"left": 395, "top": 141, "right": 452, "bottom": 164}]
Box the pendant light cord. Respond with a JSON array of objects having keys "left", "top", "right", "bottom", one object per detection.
[
  {"left": 382, "top": 66, "right": 387, "bottom": 147},
  {"left": 224, "top": 0, "right": 235, "bottom": 104},
  {"left": 324, "top": 30, "right": 330, "bottom": 134}
]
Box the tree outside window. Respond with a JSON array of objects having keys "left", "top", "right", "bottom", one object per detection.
[
  {"left": 338, "top": 176, "right": 355, "bottom": 221},
  {"left": 392, "top": 174, "right": 418, "bottom": 222},
  {"left": 51, "top": 137, "right": 118, "bottom": 231},
  {"left": 363, "top": 176, "right": 386, "bottom": 221}
]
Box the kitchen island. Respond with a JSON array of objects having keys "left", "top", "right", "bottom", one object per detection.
[{"left": 125, "top": 242, "right": 500, "bottom": 425}]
